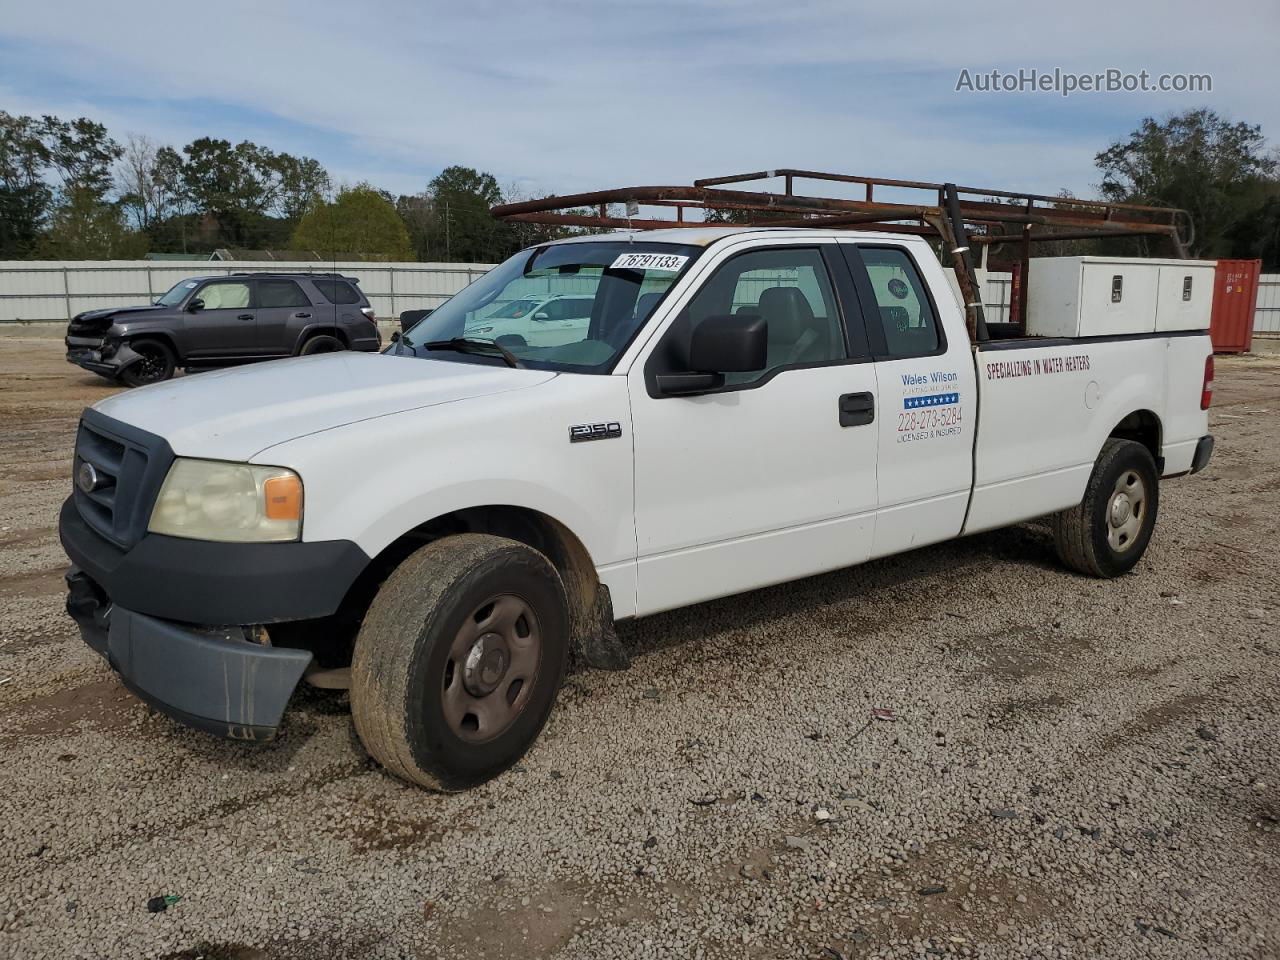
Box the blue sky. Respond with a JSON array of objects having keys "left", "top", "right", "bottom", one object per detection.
[{"left": 1, "top": 0, "right": 1276, "bottom": 203}]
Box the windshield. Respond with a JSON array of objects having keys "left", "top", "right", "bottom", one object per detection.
[
  {"left": 155, "top": 279, "right": 200, "bottom": 307},
  {"left": 392, "top": 240, "right": 700, "bottom": 372}
]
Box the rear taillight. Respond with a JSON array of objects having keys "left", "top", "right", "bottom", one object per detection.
[
  {"left": 360, "top": 307, "right": 376, "bottom": 321},
  {"left": 1200, "top": 354, "right": 1214, "bottom": 410}
]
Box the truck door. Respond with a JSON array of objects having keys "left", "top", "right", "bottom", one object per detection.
[
  {"left": 628, "top": 241, "right": 879, "bottom": 616},
  {"left": 182, "top": 279, "right": 255, "bottom": 360},
  {"left": 839, "top": 241, "right": 977, "bottom": 558}
]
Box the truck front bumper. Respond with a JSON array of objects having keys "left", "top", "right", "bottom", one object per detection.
[
  {"left": 67, "top": 568, "right": 312, "bottom": 739},
  {"left": 60, "top": 495, "right": 370, "bottom": 740},
  {"left": 65, "top": 335, "right": 135, "bottom": 378}
]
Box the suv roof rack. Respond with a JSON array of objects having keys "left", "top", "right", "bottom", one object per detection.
[{"left": 227, "top": 271, "right": 358, "bottom": 280}]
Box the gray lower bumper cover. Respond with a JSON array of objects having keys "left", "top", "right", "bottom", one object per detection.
[{"left": 103, "top": 606, "right": 312, "bottom": 741}]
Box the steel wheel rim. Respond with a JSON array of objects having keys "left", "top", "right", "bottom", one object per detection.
[
  {"left": 442, "top": 594, "right": 541, "bottom": 743},
  {"left": 1106, "top": 469, "right": 1146, "bottom": 552}
]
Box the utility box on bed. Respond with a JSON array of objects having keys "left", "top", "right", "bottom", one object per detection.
[{"left": 1027, "top": 257, "right": 1215, "bottom": 338}]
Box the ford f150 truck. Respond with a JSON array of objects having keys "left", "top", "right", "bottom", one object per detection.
[{"left": 59, "top": 223, "right": 1214, "bottom": 790}]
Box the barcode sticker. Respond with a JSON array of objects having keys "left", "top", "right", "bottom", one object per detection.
[{"left": 610, "top": 253, "right": 689, "bottom": 272}]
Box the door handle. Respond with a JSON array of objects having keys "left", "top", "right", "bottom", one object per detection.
[
  {"left": 294, "top": 312, "right": 311, "bottom": 319},
  {"left": 237, "top": 313, "right": 254, "bottom": 321},
  {"left": 838, "top": 391, "right": 875, "bottom": 427}
]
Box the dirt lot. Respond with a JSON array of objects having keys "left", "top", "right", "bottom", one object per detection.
[{"left": 1, "top": 338, "right": 1278, "bottom": 960}]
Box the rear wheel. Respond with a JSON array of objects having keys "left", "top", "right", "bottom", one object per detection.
[
  {"left": 119, "top": 339, "right": 176, "bottom": 387},
  {"left": 299, "top": 334, "right": 346, "bottom": 355},
  {"left": 350, "top": 534, "right": 569, "bottom": 790},
  {"left": 1053, "top": 438, "right": 1159, "bottom": 578}
]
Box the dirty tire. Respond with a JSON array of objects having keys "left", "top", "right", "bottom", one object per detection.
[
  {"left": 1053, "top": 438, "right": 1159, "bottom": 578},
  {"left": 118, "top": 338, "right": 176, "bottom": 387},
  {"left": 299, "top": 334, "right": 346, "bottom": 355},
  {"left": 350, "top": 534, "right": 569, "bottom": 791}
]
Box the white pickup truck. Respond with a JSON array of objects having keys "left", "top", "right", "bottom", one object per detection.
[{"left": 59, "top": 226, "right": 1214, "bottom": 790}]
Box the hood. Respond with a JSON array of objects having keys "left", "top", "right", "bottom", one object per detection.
[
  {"left": 92, "top": 352, "right": 558, "bottom": 461},
  {"left": 69, "top": 304, "right": 168, "bottom": 333}
]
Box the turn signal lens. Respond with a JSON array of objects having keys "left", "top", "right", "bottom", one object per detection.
[{"left": 263, "top": 475, "right": 303, "bottom": 521}]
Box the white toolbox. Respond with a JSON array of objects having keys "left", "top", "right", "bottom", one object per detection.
[{"left": 1027, "top": 257, "right": 1215, "bottom": 338}]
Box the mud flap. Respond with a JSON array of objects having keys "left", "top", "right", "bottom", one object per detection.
[{"left": 571, "top": 584, "right": 630, "bottom": 671}]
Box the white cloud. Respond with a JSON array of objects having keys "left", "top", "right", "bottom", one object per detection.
[{"left": 1, "top": 0, "right": 1275, "bottom": 201}]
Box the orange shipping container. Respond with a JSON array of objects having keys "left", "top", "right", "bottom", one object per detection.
[{"left": 1209, "top": 259, "right": 1261, "bottom": 354}]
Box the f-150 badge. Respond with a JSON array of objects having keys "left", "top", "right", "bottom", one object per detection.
[{"left": 569, "top": 422, "right": 623, "bottom": 443}]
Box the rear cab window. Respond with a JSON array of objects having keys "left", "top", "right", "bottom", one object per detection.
[{"left": 845, "top": 246, "right": 944, "bottom": 359}]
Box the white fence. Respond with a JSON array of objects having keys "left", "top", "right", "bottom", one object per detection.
[
  {"left": 1, "top": 259, "right": 1278, "bottom": 336},
  {"left": 0, "top": 260, "right": 496, "bottom": 323}
]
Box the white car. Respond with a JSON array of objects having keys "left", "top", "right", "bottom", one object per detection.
[
  {"left": 464, "top": 294, "right": 597, "bottom": 348},
  {"left": 60, "top": 226, "right": 1214, "bottom": 790}
]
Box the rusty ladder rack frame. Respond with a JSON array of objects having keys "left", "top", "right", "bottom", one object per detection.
[{"left": 489, "top": 169, "right": 1193, "bottom": 341}]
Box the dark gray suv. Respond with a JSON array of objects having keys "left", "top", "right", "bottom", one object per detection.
[{"left": 65, "top": 272, "right": 381, "bottom": 386}]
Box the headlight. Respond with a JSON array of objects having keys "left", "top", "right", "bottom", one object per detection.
[{"left": 148, "top": 458, "right": 303, "bottom": 543}]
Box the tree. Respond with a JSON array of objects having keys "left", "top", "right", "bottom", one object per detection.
[
  {"left": 179, "top": 138, "right": 275, "bottom": 243},
  {"left": 0, "top": 111, "right": 52, "bottom": 257},
  {"left": 40, "top": 186, "right": 148, "bottom": 259},
  {"left": 39, "top": 115, "right": 121, "bottom": 200},
  {"left": 291, "top": 183, "right": 413, "bottom": 260},
  {"left": 426, "top": 165, "right": 505, "bottom": 262},
  {"left": 266, "top": 153, "right": 330, "bottom": 222},
  {"left": 1096, "top": 109, "right": 1278, "bottom": 258},
  {"left": 117, "top": 134, "right": 180, "bottom": 232}
]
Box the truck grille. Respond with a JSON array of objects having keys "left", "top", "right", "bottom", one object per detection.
[{"left": 72, "top": 411, "right": 173, "bottom": 548}]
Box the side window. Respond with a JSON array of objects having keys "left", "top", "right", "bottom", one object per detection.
[
  {"left": 258, "top": 279, "right": 311, "bottom": 309},
  {"left": 196, "top": 281, "right": 251, "bottom": 310},
  {"left": 314, "top": 279, "right": 361, "bottom": 304},
  {"left": 683, "top": 247, "right": 844, "bottom": 385},
  {"left": 857, "top": 247, "right": 941, "bottom": 358}
]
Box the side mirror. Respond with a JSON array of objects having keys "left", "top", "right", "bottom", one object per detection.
[
  {"left": 655, "top": 313, "right": 767, "bottom": 396},
  {"left": 399, "top": 308, "right": 433, "bottom": 332},
  {"left": 187, "top": 298, "right": 204, "bottom": 312},
  {"left": 533, "top": 311, "right": 550, "bottom": 321}
]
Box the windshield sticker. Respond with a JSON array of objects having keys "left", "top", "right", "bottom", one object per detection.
[{"left": 610, "top": 252, "right": 689, "bottom": 273}]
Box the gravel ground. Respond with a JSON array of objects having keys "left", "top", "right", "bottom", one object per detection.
[{"left": 0, "top": 338, "right": 1277, "bottom": 960}]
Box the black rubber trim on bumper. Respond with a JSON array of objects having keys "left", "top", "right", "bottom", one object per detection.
[
  {"left": 59, "top": 496, "right": 371, "bottom": 624},
  {"left": 1190, "top": 434, "right": 1215, "bottom": 474},
  {"left": 66, "top": 353, "right": 124, "bottom": 377},
  {"left": 106, "top": 605, "right": 311, "bottom": 740}
]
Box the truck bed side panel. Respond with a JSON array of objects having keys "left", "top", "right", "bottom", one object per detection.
[
  {"left": 965, "top": 337, "right": 1179, "bottom": 535},
  {"left": 1161, "top": 334, "right": 1214, "bottom": 475}
]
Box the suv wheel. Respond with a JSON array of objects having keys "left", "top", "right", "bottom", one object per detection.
[
  {"left": 351, "top": 534, "right": 570, "bottom": 791},
  {"left": 300, "top": 334, "right": 346, "bottom": 355},
  {"left": 119, "top": 339, "right": 176, "bottom": 387}
]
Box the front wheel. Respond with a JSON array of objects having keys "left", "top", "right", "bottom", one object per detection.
[
  {"left": 1053, "top": 438, "right": 1159, "bottom": 578},
  {"left": 118, "top": 339, "right": 176, "bottom": 387},
  {"left": 351, "top": 534, "right": 569, "bottom": 790}
]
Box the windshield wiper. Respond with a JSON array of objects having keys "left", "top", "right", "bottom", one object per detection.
[{"left": 421, "top": 337, "right": 522, "bottom": 369}]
